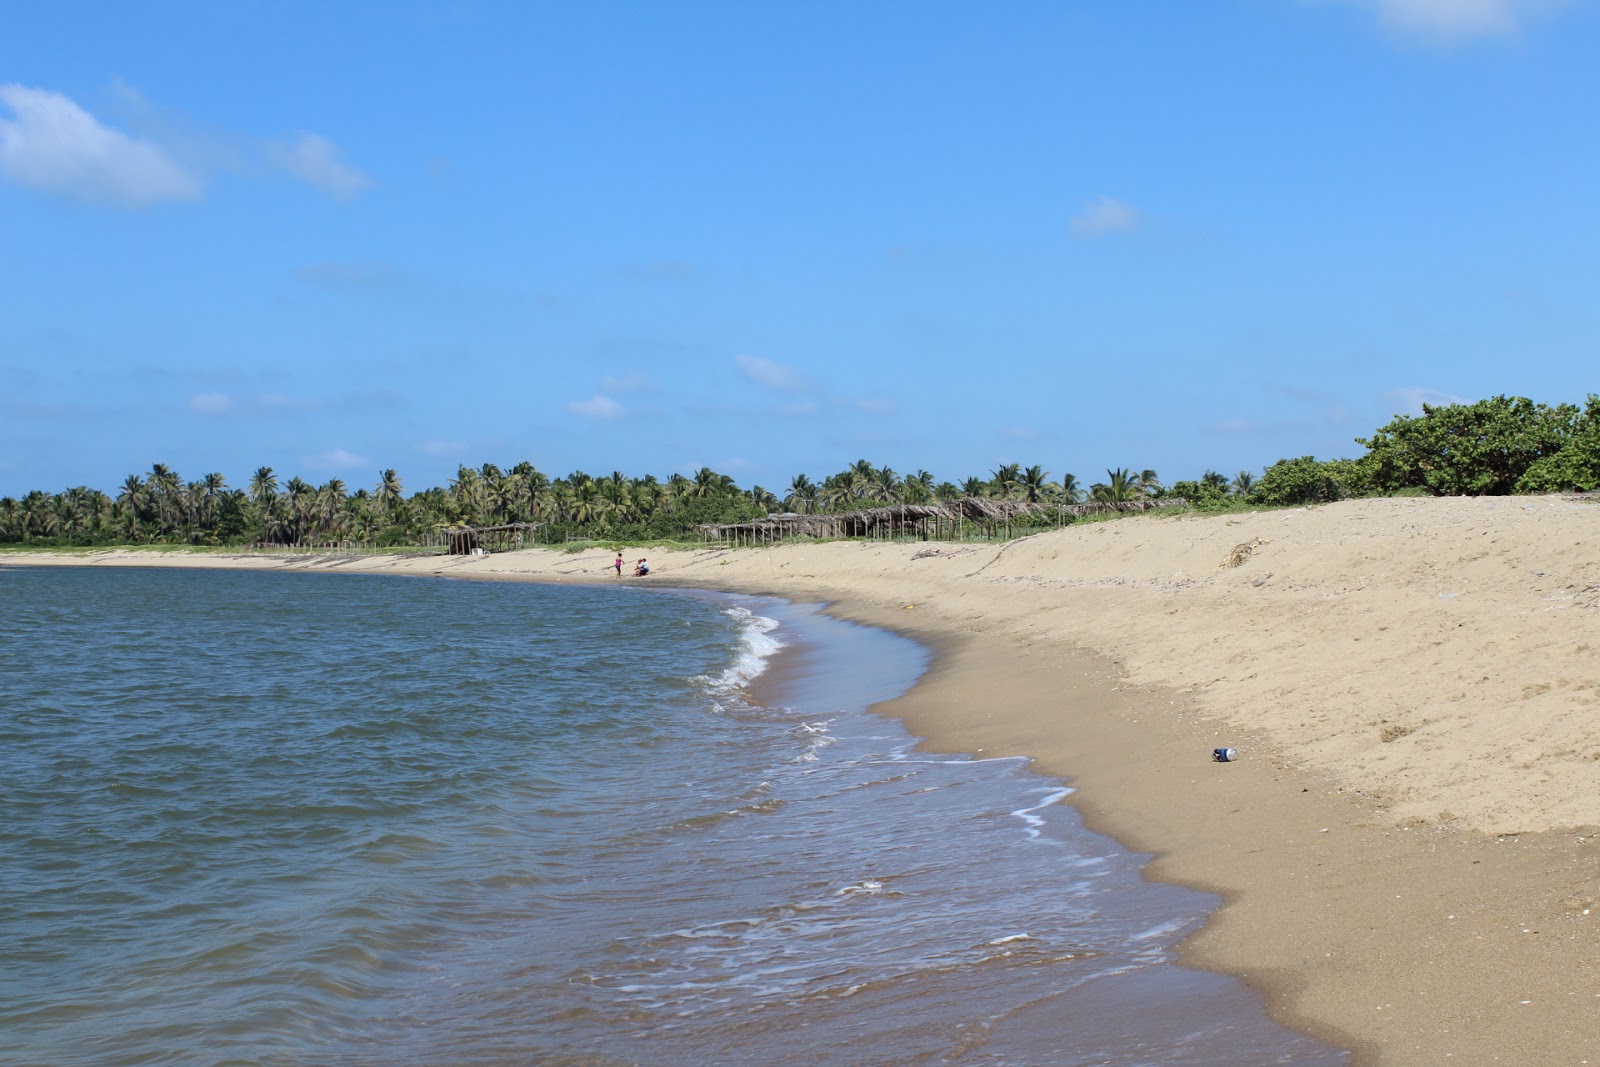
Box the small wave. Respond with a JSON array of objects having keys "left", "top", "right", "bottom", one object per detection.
[
  {"left": 670, "top": 797, "right": 786, "bottom": 831},
  {"left": 1010, "top": 786, "right": 1074, "bottom": 842},
  {"left": 693, "top": 606, "right": 783, "bottom": 698},
  {"left": 793, "top": 720, "right": 838, "bottom": 763}
]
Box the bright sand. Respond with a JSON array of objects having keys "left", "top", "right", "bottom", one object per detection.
[{"left": 8, "top": 495, "right": 1598, "bottom": 1063}]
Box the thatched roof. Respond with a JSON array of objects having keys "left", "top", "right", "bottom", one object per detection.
[{"left": 697, "top": 496, "right": 1186, "bottom": 539}]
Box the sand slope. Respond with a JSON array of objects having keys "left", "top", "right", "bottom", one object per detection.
[{"left": 9, "top": 495, "right": 1599, "bottom": 1063}]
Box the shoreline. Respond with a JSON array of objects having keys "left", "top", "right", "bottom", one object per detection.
[{"left": 7, "top": 495, "right": 1599, "bottom": 1064}]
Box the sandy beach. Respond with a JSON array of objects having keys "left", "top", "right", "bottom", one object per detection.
[{"left": 7, "top": 495, "right": 1599, "bottom": 1064}]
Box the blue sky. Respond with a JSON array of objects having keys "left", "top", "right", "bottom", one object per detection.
[{"left": 4, "top": 0, "right": 1597, "bottom": 499}]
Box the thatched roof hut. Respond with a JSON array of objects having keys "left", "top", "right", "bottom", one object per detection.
[
  {"left": 697, "top": 497, "right": 1186, "bottom": 545},
  {"left": 446, "top": 522, "right": 540, "bottom": 555}
]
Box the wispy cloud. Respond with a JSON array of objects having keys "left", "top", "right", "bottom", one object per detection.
[
  {"left": 302, "top": 448, "right": 370, "bottom": 471},
  {"left": 268, "top": 132, "right": 372, "bottom": 199},
  {"left": 418, "top": 439, "right": 467, "bottom": 458},
  {"left": 1070, "top": 195, "right": 1139, "bottom": 237},
  {"left": 1318, "top": 0, "right": 1569, "bottom": 43},
  {"left": 735, "top": 354, "right": 809, "bottom": 392},
  {"left": 0, "top": 84, "right": 201, "bottom": 206},
  {"left": 567, "top": 394, "right": 625, "bottom": 419},
  {"left": 1386, "top": 386, "right": 1469, "bottom": 415},
  {"left": 188, "top": 393, "right": 236, "bottom": 415},
  {"left": 295, "top": 261, "right": 405, "bottom": 290},
  {"left": 0, "top": 81, "right": 373, "bottom": 207},
  {"left": 600, "top": 372, "right": 657, "bottom": 393}
]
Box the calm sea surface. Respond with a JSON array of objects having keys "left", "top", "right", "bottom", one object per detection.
[{"left": 0, "top": 566, "right": 1345, "bottom": 1066}]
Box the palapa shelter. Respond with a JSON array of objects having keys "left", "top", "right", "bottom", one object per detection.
[
  {"left": 446, "top": 522, "right": 540, "bottom": 555},
  {"left": 697, "top": 497, "right": 1186, "bottom": 546}
]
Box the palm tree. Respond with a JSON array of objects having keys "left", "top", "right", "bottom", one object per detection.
[
  {"left": 283, "top": 477, "right": 315, "bottom": 542},
  {"left": 960, "top": 476, "right": 988, "bottom": 498},
  {"left": 871, "top": 465, "right": 900, "bottom": 503},
  {"left": 748, "top": 485, "right": 780, "bottom": 513},
  {"left": 598, "top": 471, "right": 634, "bottom": 523},
  {"left": 1201, "top": 470, "right": 1230, "bottom": 492},
  {"left": 819, "top": 473, "right": 855, "bottom": 512},
  {"left": 689, "top": 466, "right": 735, "bottom": 499},
  {"left": 1020, "top": 464, "right": 1049, "bottom": 503},
  {"left": 1232, "top": 470, "right": 1257, "bottom": 496},
  {"left": 249, "top": 467, "right": 279, "bottom": 517},
  {"left": 148, "top": 463, "right": 181, "bottom": 535},
  {"left": 786, "top": 473, "right": 817, "bottom": 514},
  {"left": 317, "top": 479, "right": 348, "bottom": 537},
  {"left": 989, "top": 463, "right": 1022, "bottom": 500},
  {"left": 1137, "top": 469, "right": 1163, "bottom": 497},
  {"left": 901, "top": 470, "right": 935, "bottom": 504},
  {"left": 377, "top": 469, "right": 405, "bottom": 524},
  {"left": 451, "top": 465, "right": 488, "bottom": 525},
  {"left": 1091, "top": 467, "right": 1141, "bottom": 503},
  {"left": 1058, "top": 472, "right": 1083, "bottom": 504}
]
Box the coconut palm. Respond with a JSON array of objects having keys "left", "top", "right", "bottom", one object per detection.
[
  {"left": 249, "top": 467, "right": 279, "bottom": 516},
  {"left": 1232, "top": 470, "right": 1257, "bottom": 496},
  {"left": 1058, "top": 472, "right": 1083, "bottom": 504},
  {"left": 377, "top": 468, "right": 406, "bottom": 524},
  {"left": 871, "top": 465, "right": 900, "bottom": 503},
  {"left": 901, "top": 470, "right": 935, "bottom": 504},
  {"left": 989, "top": 463, "right": 1022, "bottom": 500},
  {"left": 786, "top": 473, "right": 818, "bottom": 513},
  {"left": 1091, "top": 467, "right": 1141, "bottom": 503},
  {"left": 1020, "top": 464, "right": 1050, "bottom": 503}
]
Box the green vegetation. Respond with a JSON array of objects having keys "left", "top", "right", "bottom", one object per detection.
[{"left": 3, "top": 394, "right": 1595, "bottom": 549}]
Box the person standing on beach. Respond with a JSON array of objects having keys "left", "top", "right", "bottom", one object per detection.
[{"left": 614, "top": 552, "right": 624, "bottom": 577}]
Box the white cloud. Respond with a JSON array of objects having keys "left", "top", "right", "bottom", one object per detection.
[
  {"left": 0, "top": 84, "right": 201, "bottom": 206},
  {"left": 567, "top": 394, "right": 625, "bottom": 419},
  {"left": 735, "top": 354, "right": 808, "bottom": 391},
  {"left": 1326, "top": 0, "right": 1567, "bottom": 42},
  {"left": 600, "top": 372, "right": 657, "bottom": 393},
  {"left": 1386, "top": 387, "right": 1469, "bottom": 415},
  {"left": 188, "top": 393, "right": 235, "bottom": 414},
  {"left": 1070, "top": 195, "right": 1139, "bottom": 237},
  {"left": 0, "top": 81, "right": 373, "bottom": 206},
  {"left": 303, "top": 448, "right": 369, "bottom": 470},
  {"left": 268, "top": 132, "right": 372, "bottom": 199},
  {"left": 418, "top": 439, "right": 467, "bottom": 458}
]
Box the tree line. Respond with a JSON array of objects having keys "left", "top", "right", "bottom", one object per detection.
[{"left": 3, "top": 394, "right": 1596, "bottom": 548}]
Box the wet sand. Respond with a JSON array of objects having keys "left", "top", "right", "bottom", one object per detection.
[{"left": 7, "top": 495, "right": 1599, "bottom": 1064}]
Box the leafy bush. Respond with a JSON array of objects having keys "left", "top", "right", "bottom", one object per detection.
[
  {"left": 1169, "top": 479, "right": 1234, "bottom": 509},
  {"left": 1357, "top": 395, "right": 1576, "bottom": 496},
  {"left": 1248, "top": 456, "right": 1355, "bottom": 506},
  {"left": 1515, "top": 394, "right": 1600, "bottom": 493}
]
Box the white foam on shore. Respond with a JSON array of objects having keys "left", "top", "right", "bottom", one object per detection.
[
  {"left": 695, "top": 605, "right": 784, "bottom": 700},
  {"left": 1011, "top": 786, "right": 1075, "bottom": 842}
]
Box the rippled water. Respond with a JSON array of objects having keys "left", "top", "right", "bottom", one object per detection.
[{"left": 0, "top": 566, "right": 1344, "bottom": 1065}]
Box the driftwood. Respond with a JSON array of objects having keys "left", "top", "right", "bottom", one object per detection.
[{"left": 697, "top": 497, "right": 1187, "bottom": 545}]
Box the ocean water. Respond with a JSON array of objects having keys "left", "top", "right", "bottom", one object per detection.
[{"left": 0, "top": 566, "right": 1346, "bottom": 1066}]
